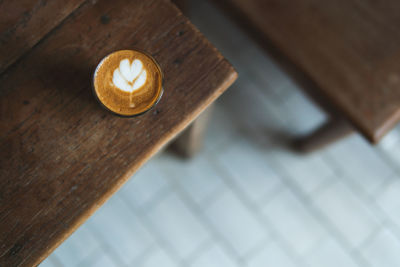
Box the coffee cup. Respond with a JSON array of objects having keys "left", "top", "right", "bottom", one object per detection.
[{"left": 93, "top": 49, "right": 163, "bottom": 117}]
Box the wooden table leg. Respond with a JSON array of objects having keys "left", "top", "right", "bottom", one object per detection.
[
  {"left": 292, "top": 116, "right": 354, "bottom": 153},
  {"left": 170, "top": 105, "right": 214, "bottom": 157},
  {"left": 170, "top": 0, "right": 214, "bottom": 158}
]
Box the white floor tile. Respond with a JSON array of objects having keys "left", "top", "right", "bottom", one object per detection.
[
  {"left": 282, "top": 90, "right": 326, "bottom": 135},
  {"left": 244, "top": 50, "right": 294, "bottom": 100},
  {"left": 273, "top": 149, "right": 334, "bottom": 194},
  {"left": 191, "top": 244, "right": 238, "bottom": 267},
  {"left": 52, "top": 223, "right": 100, "bottom": 267},
  {"left": 262, "top": 188, "right": 326, "bottom": 255},
  {"left": 305, "top": 238, "right": 359, "bottom": 267},
  {"left": 86, "top": 253, "right": 118, "bottom": 267},
  {"left": 215, "top": 138, "right": 282, "bottom": 205},
  {"left": 379, "top": 126, "right": 400, "bottom": 151},
  {"left": 39, "top": 256, "right": 60, "bottom": 267},
  {"left": 218, "top": 79, "right": 287, "bottom": 136},
  {"left": 141, "top": 248, "right": 177, "bottom": 267},
  {"left": 204, "top": 103, "right": 239, "bottom": 151},
  {"left": 119, "top": 159, "right": 169, "bottom": 208},
  {"left": 158, "top": 154, "right": 224, "bottom": 206},
  {"left": 326, "top": 135, "right": 394, "bottom": 195},
  {"left": 246, "top": 241, "right": 297, "bottom": 267},
  {"left": 378, "top": 126, "right": 400, "bottom": 167},
  {"left": 87, "top": 196, "right": 153, "bottom": 265},
  {"left": 313, "top": 181, "right": 379, "bottom": 247},
  {"left": 206, "top": 190, "right": 269, "bottom": 256},
  {"left": 377, "top": 179, "right": 400, "bottom": 226},
  {"left": 361, "top": 229, "right": 400, "bottom": 267},
  {"left": 145, "top": 192, "right": 210, "bottom": 259}
]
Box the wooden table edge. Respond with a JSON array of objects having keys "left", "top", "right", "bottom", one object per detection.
[{"left": 365, "top": 108, "right": 400, "bottom": 144}]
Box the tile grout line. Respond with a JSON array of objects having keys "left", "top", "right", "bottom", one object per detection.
[
  {"left": 322, "top": 151, "right": 399, "bottom": 222},
  {"left": 356, "top": 225, "right": 384, "bottom": 252},
  {"left": 322, "top": 147, "right": 396, "bottom": 199},
  {"left": 376, "top": 145, "right": 400, "bottom": 176},
  {"left": 85, "top": 220, "right": 129, "bottom": 267},
  {"left": 118, "top": 193, "right": 186, "bottom": 267},
  {"left": 129, "top": 184, "right": 172, "bottom": 215},
  {"left": 127, "top": 243, "right": 167, "bottom": 267},
  {"left": 266, "top": 151, "right": 374, "bottom": 267},
  {"left": 182, "top": 237, "right": 217, "bottom": 265},
  {"left": 76, "top": 246, "right": 114, "bottom": 267},
  {"left": 228, "top": 129, "right": 371, "bottom": 266},
  {"left": 322, "top": 152, "right": 400, "bottom": 246},
  {"left": 206, "top": 153, "right": 310, "bottom": 267},
  {"left": 157, "top": 162, "right": 248, "bottom": 266},
  {"left": 256, "top": 181, "right": 286, "bottom": 210}
]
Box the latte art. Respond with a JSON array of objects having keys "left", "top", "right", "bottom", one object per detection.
[
  {"left": 93, "top": 50, "right": 163, "bottom": 116},
  {"left": 112, "top": 59, "right": 147, "bottom": 93}
]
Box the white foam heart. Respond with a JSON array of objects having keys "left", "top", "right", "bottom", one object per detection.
[{"left": 112, "top": 58, "right": 147, "bottom": 93}]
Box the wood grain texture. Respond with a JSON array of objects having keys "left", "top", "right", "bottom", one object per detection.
[
  {"left": 214, "top": 0, "right": 400, "bottom": 142},
  {"left": 0, "top": 0, "right": 237, "bottom": 266},
  {"left": 0, "top": 0, "right": 86, "bottom": 74}
]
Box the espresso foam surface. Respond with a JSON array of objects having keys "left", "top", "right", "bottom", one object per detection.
[{"left": 94, "top": 50, "right": 162, "bottom": 116}]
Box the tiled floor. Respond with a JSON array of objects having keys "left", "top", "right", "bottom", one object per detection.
[{"left": 41, "top": 1, "right": 400, "bottom": 266}]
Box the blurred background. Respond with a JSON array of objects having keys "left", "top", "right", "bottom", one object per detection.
[{"left": 41, "top": 1, "right": 400, "bottom": 266}]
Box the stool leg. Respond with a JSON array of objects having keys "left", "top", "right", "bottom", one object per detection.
[
  {"left": 171, "top": 105, "right": 214, "bottom": 158},
  {"left": 293, "top": 117, "right": 354, "bottom": 153}
]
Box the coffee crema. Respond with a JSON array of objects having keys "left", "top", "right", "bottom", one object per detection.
[{"left": 93, "top": 50, "right": 163, "bottom": 116}]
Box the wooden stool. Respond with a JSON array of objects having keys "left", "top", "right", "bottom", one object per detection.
[
  {"left": 213, "top": 0, "right": 400, "bottom": 151},
  {"left": 0, "top": 0, "right": 237, "bottom": 265}
]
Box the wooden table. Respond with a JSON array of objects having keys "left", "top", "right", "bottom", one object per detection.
[
  {"left": 214, "top": 0, "right": 400, "bottom": 149},
  {"left": 0, "top": 0, "right": 237, "bottom": 266}
]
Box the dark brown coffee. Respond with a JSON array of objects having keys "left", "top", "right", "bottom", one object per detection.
[{"left": 93, "top": 50, "right": 163, "bottom": 116}]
